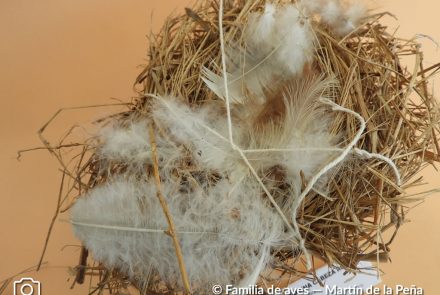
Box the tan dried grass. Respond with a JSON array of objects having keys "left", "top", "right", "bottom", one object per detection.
[{"left": 28, "top": 0, "right": 440, "bottom": 294}]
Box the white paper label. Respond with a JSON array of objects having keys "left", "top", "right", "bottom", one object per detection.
[{"left": 287, "top": 261, "right": 381, "bottom": 294}]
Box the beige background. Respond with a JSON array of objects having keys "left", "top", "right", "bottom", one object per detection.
[{"left": 0, "top": 1, "right": 439, "bottom": 294}]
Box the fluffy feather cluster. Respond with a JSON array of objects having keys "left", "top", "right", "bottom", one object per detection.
[
  {"left": 203, "top": 3, "right": 314, "bottom": 102},
  {"left": 72, "top": 175, "right": 287, "bottom": 289},
  {"left": 70, "top": 0, "right": 369, "bottom": 291},
  {"left": 202, "top": 0, "right": 367, "bottom": 104},
  {"left": 300, "top": 0, "right": 367, "bottom": 35},
  {"left": 73, "top": 84, "right": 339, "bottom": 288}
]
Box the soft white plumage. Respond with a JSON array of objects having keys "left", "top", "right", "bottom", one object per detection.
[
  {"left": 69, "top": 1, "right": 367, "bottom": 291},
  {"left": 247, "top": 3, "right": 276, "bottom": 40},
  {"left": 339, "top": 1, "right": 367, "bottom": 35},
  {"left": 151, "top": 96, "right": 243, "bottom": 174},
  {"left": 71, "top": 175, "right": 288, "bottom": 290},
  {"left": 299, "top": 0, "right": 367, "bottom": 35},
  {"left": 98, "top": 121, "right": 151, "bottom": 163},
  {"left": 202, "top": 3, "right": 314, "bottom": 103},
  {"left": 321, "top": 0, "right": 342, "bottom": 26},
  {"left": 97, "top": 120, "right": 183, "bottom": 172}
]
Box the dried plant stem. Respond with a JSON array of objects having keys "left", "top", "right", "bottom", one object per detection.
[
  {"left": 75, "top": 247, "right": 89, "bottom": 285},
  {"left": 148, "top": 124, "right": 191, "bottom": 294},
  {"left": 37, "top": 0, "right": 440, "bottom": 292},
  {"left": 218, "top": 0, "right": 234, "bottom": 145},
  {"left": 37, "top": 172, "right": 65, "bottom": 271}
]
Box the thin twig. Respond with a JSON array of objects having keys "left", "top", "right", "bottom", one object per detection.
[
  {"left": 75, "top": 247, "right": 89, "bottom": 285},
  {"left": 148, "top": 124, "right": 191, "bottom": 294},
  {"left": 37, "top": 172, "right": 65, "bottom": 270},
  {"left": 17, "top": 143, "right": 85, "bottom": 160}
]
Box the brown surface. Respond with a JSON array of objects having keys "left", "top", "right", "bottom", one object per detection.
[{"left": 0, "top": 0, "right": 439, "bottom": 294}]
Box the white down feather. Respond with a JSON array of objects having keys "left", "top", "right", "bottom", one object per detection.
[
  {"left": 97, "top": 120, "right": 184, "bottom": 172},
  {"left": 299, "top": 0, "right": 367, "bottom": 36},
  {"left": 71, "top": 175, "right": 288, "bottom": 291},
  {"left": 202, "top": 3, "right": 315, "bottom": 103},
  {"left": 151, "top": 97, "right": 244, "bottom": 174},
  {"left": 70, "top": 1, "right": 356, "bottom": 290}
]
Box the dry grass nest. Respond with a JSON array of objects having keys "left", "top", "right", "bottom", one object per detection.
[{"left": 31, "top": 0, "right": 440, "bottom": 294}]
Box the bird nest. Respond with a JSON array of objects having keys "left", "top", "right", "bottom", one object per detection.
[{"left": 36, "top": 0, "right": 440, "bottom": 294}]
